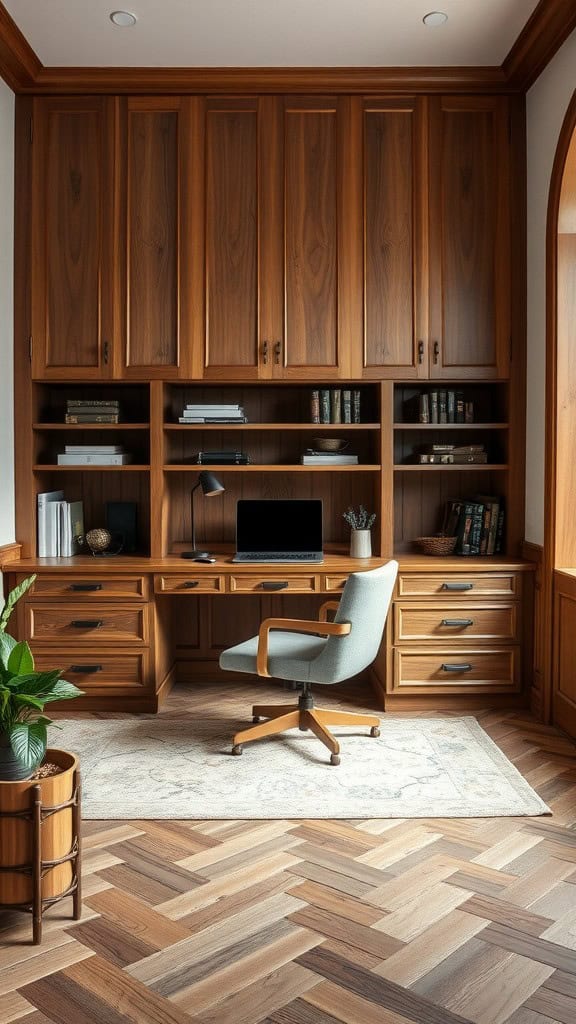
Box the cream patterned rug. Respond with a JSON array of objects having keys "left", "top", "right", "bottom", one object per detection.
[{"left": 54, "top": 716, "right": 549, "bottom": 819}]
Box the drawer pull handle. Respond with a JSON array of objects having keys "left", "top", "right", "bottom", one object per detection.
[
  {"left": 442, "top": 582, "right": 473, "bottom": 591},
  {"left": 441, "top": 618, "right": 474, "bottom": 627},
  {"left": 69, "top": 583, "right": 102, "bottom": 592},
  {"left": 441, "top": 663, "right": 473, "bottom": 672},
  {"left": 70, "top": 620, "right": 103, "bottom": 629},
  {"left": 260, "top": 581, "right": 289, "bottom": 591},
  {"left": 70, "top": 665, "right": 102, "bottom": 674},
  {"left": 183, "top": 581, "right": 199, "bottom": 588}
]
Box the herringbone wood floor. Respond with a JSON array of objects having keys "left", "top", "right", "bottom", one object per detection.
[{"left": 2, "top": 678, "right": 576, "bottom": 1024}]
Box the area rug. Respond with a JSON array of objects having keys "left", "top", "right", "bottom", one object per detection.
[{"left": 52, "top": 716, "right": 549, "bottom": 819}]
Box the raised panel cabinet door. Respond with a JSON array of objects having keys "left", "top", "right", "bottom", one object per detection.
[
  {"left": 31, "top": 97, "right": 115, "bottom": 379},
  {"left": 277, "top": 96, "right": 358, "bottom": 379},
  {"left": 362, "top": 97, "right": 428, "bottom": 379},
  {"left": 120, "top": 97, "right": 196, "bottom": 378},
  {"left": 553, "top": 572, "right": 576, "bottom": 740},
  {"left": 428, "top": 96, "right": 511, "bottom": 380},
  {"left": 202, "top": 97, "right": 264, "bottom": 379}
]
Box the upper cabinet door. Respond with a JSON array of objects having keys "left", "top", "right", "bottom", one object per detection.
[
  {"left": 31, "top": 97, "right": 115, "bottom": 379},
  {"left": 119, "top": 97, "right": 196, "bottom": 378},
  {"left": 360, "top": 97, "right": 427, "bottom": 379},
  {"left": 274, "top": 96, "right": 357, "bottom": 379},
  {"left": 428, "top": 96, "right": 511, "bottom": 380}
]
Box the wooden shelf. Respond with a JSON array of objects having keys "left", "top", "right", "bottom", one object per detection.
[
  {"left": 164, "top": 464, "right": 381, "bottom": 472},
  {"left": 394, "top": 464, "right": 508, "bottom": 472},
  {"left": 33, "top": 423, "right": 150, "bottom": 430},
  {"left": 33, "top": 465, "right": 151, "bottom": 472},
  {"left": 165, "top": 423, "right": 380, "bottom": 431},
  {"left": 393, "top": 423, "right": 509, "bottom": 430}
]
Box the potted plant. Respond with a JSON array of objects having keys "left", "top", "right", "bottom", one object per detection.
[{"left": 343, "top": 505, "right": 376, "bottom": 558}]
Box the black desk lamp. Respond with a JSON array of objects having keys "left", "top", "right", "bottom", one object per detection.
[{"left": 181, "top": 471, "right": 225, "bottom": 559}]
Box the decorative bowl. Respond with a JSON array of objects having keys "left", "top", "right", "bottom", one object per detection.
[
  {"left": 312, "top": 437, "right": 349, "bottom": 452},
  {"left": 415, "top": 535, "right": 458, "bottom": 556}
]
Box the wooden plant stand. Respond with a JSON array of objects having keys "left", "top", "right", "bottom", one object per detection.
[{"left": 0, "top": 749, "right": 82, "bottom": 944}]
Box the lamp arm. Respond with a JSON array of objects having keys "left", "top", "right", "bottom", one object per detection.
[{"left": 190, "top": 481, "right": 201, "bottom": 553}]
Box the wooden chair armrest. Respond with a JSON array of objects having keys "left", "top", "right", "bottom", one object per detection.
[
  {"left": 319, "top": 600, "right": 341, "bottom": 622},
  {"left": 256, "top": 617, "right": 351, "bottom": 677}
]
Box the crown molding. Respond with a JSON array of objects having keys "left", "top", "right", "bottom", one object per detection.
[
  {"left": 503, "top": 0, "right": 576, "bottom": 90},
  {"left": 0, "top": 3, "right": 40, "bottom": 91}
]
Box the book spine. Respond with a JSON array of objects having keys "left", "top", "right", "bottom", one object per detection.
[
  {"left": 469, "top": 503, "right": 484, "bottom": 555},
  {"left": 479, "top": 505, "right": 491, "bottom": 555},
  {"left": 419, "top": 393, "right": 429, "bottom": 424},
  {"left": 486, "top": 501, "right": 500, "bottom": 554},
  {"left": 310, "top": 390, "right": 320, "bottom": 424},
  {"left": 352, "top": 390, "right": 361, "bottom": 424},
  {"left": 438, "top": 390, "right": 447, "bottom": 424},
  {"left": 37, "top": 496, "right": 47, "bottom": 557},
  {"left": 430, "top": 391, "right": 438, "bottom": 424},
  {"left": 67, "top": 399, "right": 120, "bottom": 408},
  {"left": 465, "top": 401, "right": 474, "bottom": 423},
  {"left": 342, "top": 390, "right": 352, "bottom": 424},
  {"left": 456, "top": 392, "right": 465, "bottom": 423},
  {"left": 330, "top": 389, "right": 342, "bottom": 424},
  {"left": 495, "top": 508, "right": 505, "bottom": 553},
  {"left": 447, "top": 390, "right": 455, "bottom": 423},
  {"left": 65, "top": 414, "right": 119, "bottom": 423},
  {"left": 455, "top": 502, "right": 475, "bottom": 556},
  {"left": 320, "top": 390, "right": 331, "bottom": 424}
]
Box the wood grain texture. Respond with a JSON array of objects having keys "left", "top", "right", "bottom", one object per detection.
[{"left": 503, "top": 0, "right": 576, "bottom": 90}]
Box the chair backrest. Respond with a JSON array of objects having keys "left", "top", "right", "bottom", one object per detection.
[{"left": 309, "top": 559, "right": 398, "bottom": 684}]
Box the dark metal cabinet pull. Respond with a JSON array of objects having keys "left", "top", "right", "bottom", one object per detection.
[
  {"left": 183, "top": 581, "right": 199, "bottom": 589},
  {"left": 417, "top": 340, "right": 424, "bottom": 364},
  {"left": 441, "top": 618, "right": 474, "bottom": 627},
  {"left": 433, "top": 340, "right": 440, "bottom": 363},
  {"left": 441, "top": 663, "right": 473, "bottom": 672},
  {"left": 260, "top": 581, "right": 288, "bottom": 591},
  {"left": 70, "top": 620, "right": 103, "bottom": 629},
  {"left": 69, "top": 583, "right": 102, "bottom": 592},
  {"left": 70, "top": 665, "right": 102, "bottom": 674},
  {"left": 103, "top": 340, "right": 109, "bottom": 364},
  {"left": 262, "top": 341, "right": 268, "bottom": 364},
  {"left": 442, "top": 582, "right": 473, "bottom": 591},
  {"left": 274, "top": 341, "right": 282, "bottom": 364}
]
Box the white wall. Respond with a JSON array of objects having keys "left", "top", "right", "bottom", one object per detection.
[
  {"left": 526, "top": 31, "right": 576, "bottom": 544},
  {"left": 0, "top": 79, "right": 14, "bottom": 546}
]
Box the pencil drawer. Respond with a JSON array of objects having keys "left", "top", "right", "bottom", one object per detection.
[
  {"left": 397, "top": 573, "right": 521, "bottom": 600},
  {"left": 25, "top": 603, "right": 148, "bottom": 644},
  {"left": 33, "top": 651, "right": 149, "bottom": 692},
  {"left": 18, "top": 574, "right": 149, "bottom": 600},
  {"left": 394, "top": 603, "right": 518, "bottom": 642},
  {"left": 393, "top": 648, "right": 520, "bottom": 692},
  {"left": 229, "top": 575, "right": 319, "bottom": 594},
  {"left": 324, "top": 576, "right": 349, "bottom": 592},
  {"left": 155, "top": 574, "right": 226, "bottom": 594}
]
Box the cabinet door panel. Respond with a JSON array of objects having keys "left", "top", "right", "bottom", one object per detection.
[
  {"left": 31, "top": 97, "right": 114, "bottom": 378},
  {"left": 429, "top": 97, "right": 511, "bottom": 379},
  {"left": 203, "top": 99, "right": 261, "bottom": 378},
  {"left": 363, "top": 97, "right": 426, "bottom": 379}
]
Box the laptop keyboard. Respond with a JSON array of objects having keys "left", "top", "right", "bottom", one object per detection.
[{"left": 236, "top": 552, "right": 322, "bottom": 561}]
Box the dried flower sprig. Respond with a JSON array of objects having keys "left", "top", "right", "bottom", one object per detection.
[{"left": 342, "top": 505, "right": 376, "bottom": 531}]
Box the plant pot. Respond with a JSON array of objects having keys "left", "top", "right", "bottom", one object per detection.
[
  {"left": 350, "top": 529, "right": 372, "bottom": 558},
  {"left": 0, "top": 748, "right": 81, "bottom": 942},
  {"left": 0, "top": 731, "right": 33, "bottom": 781}
]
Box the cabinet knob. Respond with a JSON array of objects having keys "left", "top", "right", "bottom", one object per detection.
[
  {"left": 262, "top": 341, "right": 268, "bottom": 364},
  {"left": 274, "top": 341, "right": 282, "bottom": 365},
  {"left": 418, "top": 340, "right": 424, "bottom": 364}
]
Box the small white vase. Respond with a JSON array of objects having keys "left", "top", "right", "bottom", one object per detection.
[{"left": 350, "top": 529, "right": 372, "bottom": 558}]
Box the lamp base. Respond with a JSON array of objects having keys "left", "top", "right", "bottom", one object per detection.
[{"left": 180, "top": 550, "right": 211, "bottom": 560}]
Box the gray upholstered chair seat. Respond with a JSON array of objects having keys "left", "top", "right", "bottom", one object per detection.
[{"left": 220, "top": 631, "right": 328, "bottom": 682}]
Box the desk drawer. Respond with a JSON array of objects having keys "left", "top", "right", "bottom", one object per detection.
[
  {"left": 155, "top": 575, "right": 225, "bottom": 594},
  {"left": 33, "top": 651, "right": 148, "bottom": 691},
  {"left": 26, "top": 604, "right": 148, "bottom": 644},
  {"left": 19, "top": 574, "right": 149, "bottom": 600},
  {"left": 394, "top": 603, "right": 517, "bottom": 642},
  {"left": 324, "top": 576, "right": 349, "bottom": 592},
  {"left": 229, "top": 575, "right": 318, "bottom": 594},
  {"left": 398, "top": 573, "right": 520, "bottom": 599},
  {"left": 394, "top": 648, "right": 520, "bottom": 692}
]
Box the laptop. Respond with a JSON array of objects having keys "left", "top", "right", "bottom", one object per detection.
[{"left": 233, "top": 499, "right": 324, "bottom": 563}]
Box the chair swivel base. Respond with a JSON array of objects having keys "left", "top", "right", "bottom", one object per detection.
[{"left": 231, "top": 693, "right": 381, "bottom": 765}]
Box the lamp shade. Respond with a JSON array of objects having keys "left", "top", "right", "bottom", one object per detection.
[{"left": 198, "top": 471, "right": 225, "bottom": 497}]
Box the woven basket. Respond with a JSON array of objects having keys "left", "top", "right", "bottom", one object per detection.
[{"left": 416, "top": 535, "right": 458, "bottom": 556}]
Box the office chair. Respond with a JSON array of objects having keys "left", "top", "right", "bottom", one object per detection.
[{"left": 219, "top": 560, "right": 398, "bottom": 765}]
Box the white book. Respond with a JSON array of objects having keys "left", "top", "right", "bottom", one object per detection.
[
  {"left": 181, "top": 410, "right": 245, "bottom": 418},
  {"left": 300, "top": 454, "right": 359, "bottom": 465},
  {"left": 57, "top": 453, "right": 132, "bottom": 465},
  {"left": 64, "top": 445, "right": 125, "bottom": 454},
  {"left": 184, "top": 404, "right": 241, "bottom": 411},
  {"left": 37, "top": 490, "right": 64, "bottom": 556}
]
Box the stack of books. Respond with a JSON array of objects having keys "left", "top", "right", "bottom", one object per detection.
[
  {"left": 178, "top": 403, "right": 247, "bottom": 424},
  {"left": 311, "top": 390, "right": 361, "bottom": 424},
  {"left": 37, "top": 491, "right": 84, "bottom": 556},
  {"left": 57, "top": 445, "right": 132, "bottom": 466},
  {"left": 410, "top": 443, "right": 487, "bottom": 464},
  {"left": 441, "top": 496, "right": 505, "bottom": 556},
  {"left": 65, "top": 399, "right": 120, "bottom": 423},
  {"left": 301, "top": 448, "right": 359, "bottom": 465},
  {"left": 405, "top": 391, "right": 474, "bottom": 424}
]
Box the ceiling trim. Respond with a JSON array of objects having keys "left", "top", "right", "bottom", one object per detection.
[
  {"left": 0, "top": 0, "right": 572, "bottom": 96},
  {"left": 503, "top": 0, "right": 576, "bottom": 90}
]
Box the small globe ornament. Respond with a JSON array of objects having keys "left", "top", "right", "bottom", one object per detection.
[{"left": 85, "top": 527, "right": 112, "bottom": 555}]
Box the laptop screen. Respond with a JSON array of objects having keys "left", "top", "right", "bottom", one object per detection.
[{"left": 236, "top": 499, "right": 323, "bottom": 554}]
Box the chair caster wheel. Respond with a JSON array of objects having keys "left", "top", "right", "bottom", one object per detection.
[
  {"left": 330, "top": 753, "right": 341, "bottom": 766},
  {"left": 252, "top": 716, "right": 261, "bottom": 724},
  {"left": 370, "top": 726, "right": 381, "bottom": 737},
  {"left": 232, "top": 744, "right": 243, "bottom": 756}
]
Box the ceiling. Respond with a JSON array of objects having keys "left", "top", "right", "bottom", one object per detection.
[{"left": 2, "top": 0, "right": 541, "bottom": 69}]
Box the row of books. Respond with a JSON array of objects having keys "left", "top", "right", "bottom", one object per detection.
[
  {"left": 407, "top": 392, "right": 474, "bottom": 424},
  {"left": 178, "top": 403, "right": 248, "bottom": 424},
  {"left": 311, "top": 390, "right": 361, "bottom": 424},
  {"left": 300, "top": 449, "right": 359, "bottom": 465},
  {"left": 441, "top": 496, "right": 505, "bottom": 556},
  {"left": 56, "top": 444, "right": 132, "bottom": 466},
  {"left": 65, "top": 399, "right": 120, "bottom": 424},
  {"left": 410, "top": 443, "right": 488, "bottom": 465},
  {"left": 37, "top": 491, "right": 84, "bottom": 556}
]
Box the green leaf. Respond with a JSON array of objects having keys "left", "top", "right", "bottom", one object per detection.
[
  {"left": 7, "top": 641, "right": 34, "bottom": 676},
  {"left": 10, "top": 720, "right": 46, "bottom": 772},
  {"left": 41, "top": 679, "right": 84, "bottom": 703},
  {"left": 13, "top": 693, "right": 46, "bottom": 712},
  {"left": 0, "top": 632, "right": 17, "bottom": 668},
  {"left": 8, "top": 670, "right": 63, "bottom": 694},
  {"left": 0, "top": 574, "right": 36, "bottom": 633}
]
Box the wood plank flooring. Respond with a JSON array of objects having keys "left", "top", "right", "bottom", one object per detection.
[{"left": 2, "top": 679, "right": 576, "bottom": 1024}]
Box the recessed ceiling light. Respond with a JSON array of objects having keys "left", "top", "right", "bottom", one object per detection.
[
  {"left": 423, "top": 11, "right": 448, "bottom": 27},
  {"left": 110, "top": 11, "right": 137, "bottom": 27}
]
